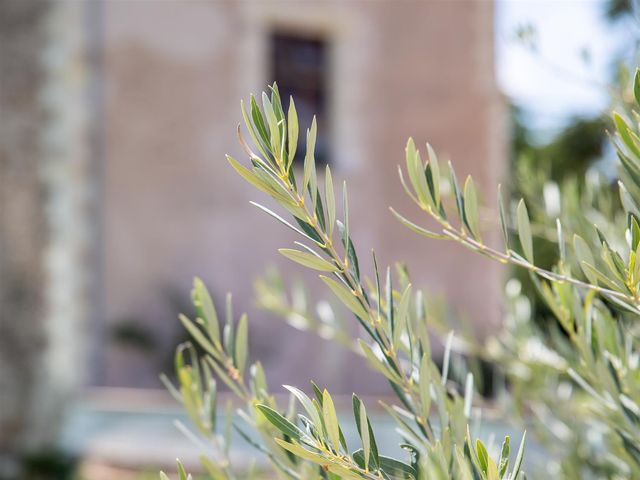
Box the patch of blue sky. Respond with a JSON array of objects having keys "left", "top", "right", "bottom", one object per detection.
[{"left": 496, "top": 0, "right": 636, "bottom": 136}]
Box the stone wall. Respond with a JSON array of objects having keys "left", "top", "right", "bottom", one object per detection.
[
  {"left": 0, "top": 1, "right": 51, "bottom": 468},
  {"left": 0, "top": 0, "right": 91, "bottom": 474}
]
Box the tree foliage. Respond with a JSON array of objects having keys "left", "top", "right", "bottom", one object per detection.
[{"left": 161, "top": 70, "right": 640, "bottom": 479}]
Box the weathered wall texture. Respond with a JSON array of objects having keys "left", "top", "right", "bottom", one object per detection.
[
  {"left": 0, "top": 0, "right": 91, "bottom": 472},
  {"left": 0, "top": 1, "right": 50, "bottom": 463},
  {"left": 99, "top": 1, "right": 506, "bottom": 393}
]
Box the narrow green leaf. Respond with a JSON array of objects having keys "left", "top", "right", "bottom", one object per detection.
[
  {"left": 178, "top": 369, "right": 204, "bottom": 434},
  {"left": 179, "top": 314, "right": 221, "bottom": 361},
  {"left": 419, "top": 354, "right": 431, "bottom": 422},
  {"left": 465, "top": 430, "right": 483, "bottom": 478},
  {"left": 601, "top": 245, "right": 628, "bottom": 287},
  {"left": 405, "top": 138, "right": 419, "bottom": 193},
  {"left": 448, "top": 162, "right": 466, "bottom": 223},
  {"left": 394, "top": 284, "right": 412, "bottom": 348},
  {"left": 359, "top": 340, "right": 401, "bottom": 382},
  {"left": 415, "top": 291, "right": 429, "bottom": 351},
  {"left": 498, "top": 436, "right": 510, "bottom": 478},
  {"left": 251, "top": 165, "right": 297, "bottom": 204},
  {"left": 355, "top": 451, "right": 416, "bottom": 478},
  {"left": 322, "top": 390, "right": 341, "bottom": 451},
  {"left": 629, "top": 213, "right": 640, "bottom": 251},
  {"left": 177, "top": 460, "right": 188, "bottom": 480},
  {"left": 279, "top": 248, "right": 339, "bottom": 272},
  {"left": 614, "top": 112, "right": 640, "bottom": 158},
  {"left": 442, "top": 331, "right": 453, "bottom": 385},
  {"left": 269, "top": 82, "right": 283, "bottom": 111},
  {"left": 284, "top": 385, "right": 322, "bottom": 430},
  {"left": 159, "top": 373, "right": 181, "bottom": 403},
  {"left": 573, "top": 234, "right": 594, "bottom": 266},
  {"left": 454, "top": 446, "right": 474, "bottom": 480},
  {"left": 358, "top": 400, "right": 370, "bottom": 469},
  {"left": 269, "top": 83, "right": 285, "bottom": 137},
  {"left": 327, "top": 463, "right": 361, "bottom": 480},
  {"left": 405, "top": 138, "right": 431, "bottom": 208},
  {"left": 250, "top": 202, "right": 321, "bottom": 246},
  {"left": 293, "top": 218, "right": 324, "bottom": 246},
  {"left": 199, "top": 455, "right": 226, "bottom": 480},
  {"left": 431, "top": 362, "right": 449, "bottom": 428},
  {"left": 618, "top": 178, "right": 640, "bottom": 215},
  {"left": 241, "top": 99, "right": 269, "bottom": 161},
  {"left": 619, "top": 153, "right": 640, "bottom": 199},
  {"left": 634, "top": 243, "right": 640, "bottom": 287},
  {"left": 234, "top": 314, "right": 248, "bottom": 374},
  {"left": 310, "top": 381, "right": 324, "bottom": 406},
  {"left": 262, "top": 92, "right": 281, "bottom": 159},
  {"left": 352, "top": 394, "right": 380, "bottom": 469},
  {"left": 250, "top": 94, "right": 270, "bottom": 148},
  {"left": 476, "top": 439, "right": 489, "bottom": 474},
  {"left": 487, "top": 457, "right": 500, "bottom": 480},
  {"left": 463, "top": 372, "right": 473, "bottom": 419},
  {"left": 320, "top": 275, "right": 369, "bottom": 320},
  {"left": 517, "top": 199, "right": 533, "bottom": 262},
  {"left": 326, "top": 165, "right": 335, "bottom": 238},
  {"left": 337, "top": 220, "right": 361, "bottom": 283},
  {"left": 386, "top": 266, "right": 394, "bottom": 336},
  {"left": 556, "top": 219, "right": 566, "bottom": 264},
  {"left": 274, "top": 438, "right": 326, "bottom": 463},
  {"left": 222, "top": 404, "right": 234, "bottom": 462},
  {"left": 250, "top": 361, "right": 268, "bottom": 398},
  {"left": 287, "top": 97, "right": 299, "bottom": 166},
  {"left": 510, "top": 432, "right": 526, "bottom": 480},
  {"left": 192, "top": 278, "right": 220, "bottom": 347},
  {"left": 620, "top": 430, "right": 640, "bottom": 468},
  {"left": 371, "top": 251, "right": 383, "bottom": 324},
  {"left": 498, "top": 184, "right": 510, "bottom": 250},
  {"left": 398, "top": 165, "right": 420, "bottom": 205},
  {"left": 256, "top": 404, "right": 303, "bottom": 440},
  {"left": 314, "top": 184, "right": 326, "bottom": 231},
  {"left": 204, "top": 367, "right": 217, "bottom": 432},
  {"left": 374, "top": 454, "right": 416, "bottom": 479},
  {"left": 426, "top": 143, "right": 440, "bottom": 207},
  {"left": 463, "top": 176, "right": 481, "bottom": 240},
  {"left": 303, "top": 117, "right": 317, "bottom": 198},
  {"left": 573, "top": 234, "right": 597, "bottom": 284},
  {"left": 389, "top": 208, "right": 448, "bottom": 239},
  {"left": 227, "top": 155, "right": 277, "bottom": 197},
  {"left": 580, "top": 261, "right": 624, "bottom": 290},
  {"left": 380, "top": 403, "right": 424, "bottom": 446},
  {"left": 205, "top": 357, "right": 244, "bottom": 398},
  {"left": 174, "top": 342, "right": 186, "bottom": 373}
]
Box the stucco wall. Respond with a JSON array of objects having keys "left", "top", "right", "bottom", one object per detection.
[{"left": 0, "top": 0, "right": 91, "bottom": 470}]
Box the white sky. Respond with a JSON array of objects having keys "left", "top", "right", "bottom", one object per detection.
[{"left": 496, "top": 0, "right": 636, "bottom": 132}]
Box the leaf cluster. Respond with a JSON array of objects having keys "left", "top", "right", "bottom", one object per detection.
[{"left": 160, "top": 85, "right": 527, "bottom": 479}]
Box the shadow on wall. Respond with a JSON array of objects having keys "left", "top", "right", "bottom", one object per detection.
[{"left": 107, "top": 285, "right": 200, "bottom": 386}]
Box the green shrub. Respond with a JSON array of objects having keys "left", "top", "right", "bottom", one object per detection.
[{"left": 160, "top": 70, "right": 640, "bottom": 479}]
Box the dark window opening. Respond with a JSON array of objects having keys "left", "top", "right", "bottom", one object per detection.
[{"left": 270, "top": 31, "right": 329, "bottom": 165}]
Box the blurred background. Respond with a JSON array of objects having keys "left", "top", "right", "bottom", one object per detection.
[{"left": 0, "top": 0, "right": 634, "bottom": 478}]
